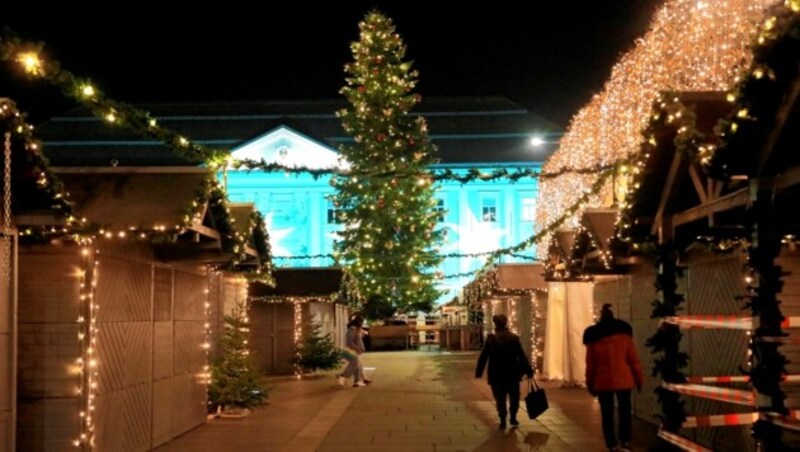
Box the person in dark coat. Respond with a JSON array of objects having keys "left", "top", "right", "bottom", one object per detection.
[
  {"left": 475, "top": 314, "right": 534, "bottom": 429},
  {"left": 583, "top": 304, "right": 644, "bottom": 452}
]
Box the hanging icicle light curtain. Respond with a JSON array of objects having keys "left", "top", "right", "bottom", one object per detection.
[{"left": 536, "top": 0, "right": 776, "bottom": 257}]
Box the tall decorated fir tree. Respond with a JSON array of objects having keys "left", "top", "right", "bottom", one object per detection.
[{"left": 333, "top": 11, "right": 443, "bottom": 315}]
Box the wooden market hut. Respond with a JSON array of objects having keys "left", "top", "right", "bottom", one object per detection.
[
  {"left": 1, "top": 99, "right": 269, "bottom": 451},
  {"left": 577, "top": 74, "right": 800, "bottom": 449},
  {"left": 248, "top": 268, "right": 348, "bottom": 375},
  {"left": 463, "top": 264, "right": 548, "bottom": 371},
  {"left": 14, "top": 167, "right": 259, "bottom": 451}
]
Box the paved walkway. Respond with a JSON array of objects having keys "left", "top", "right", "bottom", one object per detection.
[{"left": 156, "top": 351, "right": 659, "bottom": 451}]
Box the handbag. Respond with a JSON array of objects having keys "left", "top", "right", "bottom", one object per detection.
[{"left": 524, "top": 377, "right": 548, "bottom": 419}]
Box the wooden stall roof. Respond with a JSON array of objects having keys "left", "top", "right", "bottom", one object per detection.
[
  {"left": 626, "top": 92, "right": 745, "bottom": 244},
  {"left": 36, "top": 97, "right": 561, "bottom": 167},
  {"left": 229, "top": 202, "right": 259, "bottom": 259},
  {"left": 52, "top": 167, "right": 210, "bottom": 231},
  {"left": 250, "top": 268, "right": 342, "bottom": 297},
  {"left": 497, "top": 263, "right": 547, "bottom": 290}
]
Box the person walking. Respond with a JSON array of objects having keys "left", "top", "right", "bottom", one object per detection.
[
  {"left": 338, "top": 315, "right": 371, "bottom": 387},
  {"left": 475, "top": 314, "right": 534, "bottom": 430},
  {"left": 583, "top": 304, "right": 644, "bottom": 452}
]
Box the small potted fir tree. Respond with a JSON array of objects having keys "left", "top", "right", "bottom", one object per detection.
[
  {"left": 208, "top": 303, "right": 267, "bottom": 417},
  {"left": 295, "top": 315, "right": 341, "bottom": 376}
]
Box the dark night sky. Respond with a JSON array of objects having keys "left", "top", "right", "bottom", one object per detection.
[{"left": 2, "top": 1, "right": 662, "bottom": 126}]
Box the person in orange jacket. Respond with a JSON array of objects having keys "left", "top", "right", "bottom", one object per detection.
[{"left": 583, "top": 304, "right": 644, "bottom": 452}]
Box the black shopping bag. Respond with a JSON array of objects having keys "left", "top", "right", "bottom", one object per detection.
[{"left": 524, "top": 378, "right": 548, "bottom": 419}]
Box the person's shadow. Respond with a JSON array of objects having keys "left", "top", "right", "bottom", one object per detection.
[{"left": 473, "top": 428, "right": 550, "bottom": 451}]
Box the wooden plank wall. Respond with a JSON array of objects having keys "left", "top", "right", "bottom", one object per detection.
[
  {"left": 0, "top": 233, "right": 15, "bottom": 452},
  {"left": 250, "top": 302, "right": 302, "bottom": 375},
  {"left": 17, "top": 241, "right": 213, "bottom": 451},
  {"left": 17, "top": 244, "right": 83, "bottom": 452}
]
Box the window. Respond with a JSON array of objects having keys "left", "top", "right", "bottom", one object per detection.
[
  {"left": 326, "top": 200, "right": 339, "bottom": 224},
  {"left": 522, "top": 197, "right": 536, "bottom": 222},
  {"left": 435, "top": 199, "right": 446, "bottom": 222},
  {"left": 481, "top": 195, "right": 497, "bottom": 222}
]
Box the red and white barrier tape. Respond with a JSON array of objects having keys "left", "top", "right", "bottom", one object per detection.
[
  {"left": 663, "top": 316, "right": 751, "bottom": 330},
  {"left": 658, "top": 429, "right": 712, "bottom": 452},
  {"left": 783, "top": 317, "right": 800, "bottom": 329},
  {"left": 682, "top": 412, "right": 758, "bottom": 428},
  {"left": 662, "top": 382, "right": 754, "bottom": 406},
  {"left": 686, "top": 375, "right": 800, "bottom": 384}
]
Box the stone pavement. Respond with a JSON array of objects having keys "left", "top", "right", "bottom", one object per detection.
[{"left": 156, "top": 351, "right": 660, "bottom": 451}]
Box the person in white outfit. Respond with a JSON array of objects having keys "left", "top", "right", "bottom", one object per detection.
[{"left": 338, "top": 315, "right": 371, "bottom": 387}]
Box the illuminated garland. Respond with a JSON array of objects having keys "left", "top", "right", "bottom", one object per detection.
[
  {"left": 484, "top": 164, "right": 618, "bottom": 266},
  {"left": 0, "top": 43, "right": 263, "bottom": 273},
  {"left": 235, "top": 157, "right": 620, "bottom": 183},
  {"left": 249, "top": 294, "right": 338, "bottom": 304},
  {"left": 0, "top": 98, "right": 75, "bottom": 220},
  {"left": 0, "top": 34, "right": 227, "bottom": 167},
  {"left": 537, "top": 0, "right": 773, "bottom": 258},
  {"left": 710, "top": 0, "right": 800, "bottom": 178},
  {"left": 242, "top": 211, "right": 275, "bottom": 284},
  {"left": 1, "top": 32, "right": 620, "bottom": 186}
]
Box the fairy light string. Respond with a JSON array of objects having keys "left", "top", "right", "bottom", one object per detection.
[{"left": 537, "top": 0, "right": 775, "bottom": 257}]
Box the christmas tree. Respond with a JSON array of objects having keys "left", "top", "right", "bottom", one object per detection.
[
  {"left": 295, "top": 315, "right": 341, "bottom": 373},
  {"left": 333, "top": 11, "right": 443, "bottom": 315},
  {"left": 209, "top": 303, "right": 267, "bottom": 410}
]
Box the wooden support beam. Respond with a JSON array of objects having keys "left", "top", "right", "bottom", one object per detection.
[
  {"left": 689, "top": 165, "right": 708, "bottom": 203},
  {"left": 776, "top": 166, "right": 800, "bottom": 191},
  {"left": 651, "top": 152, "right": 687, "bottom": 237},
  {"left": 672, "top": 187, "right": 750, "bottom": 227},
  {"left": 13, "top": 213, "right": 66, "bottom": 227},
  {"left": 186, "top": 223, "right": 221, "bottom": 241}
]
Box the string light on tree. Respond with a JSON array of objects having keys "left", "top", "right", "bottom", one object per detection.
[{"left": 332, "top": 11, "right": 443, "bottom": 314}]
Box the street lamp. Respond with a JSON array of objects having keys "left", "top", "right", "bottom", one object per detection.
[{"left": 530, "top": 136, "right": 545, "bottom": 147}]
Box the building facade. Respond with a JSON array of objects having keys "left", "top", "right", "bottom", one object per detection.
[
  {"left": 222, "top": 97, "right": 559, "bottom": 302},
  {"left": 37, "top": 96, "right": 560, "bottom": 303}
]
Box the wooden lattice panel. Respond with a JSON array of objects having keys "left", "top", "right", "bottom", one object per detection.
[
  {"left": 96, "top": 256, "right": 151, "bottom": 322},
  {"left": 171, "top": 373, "right": 206, "bottom": 439},
  {"left": 683, "top": 254, "right": 751, "bottom": 451},
  {"left": 174, "top": 270, "right": 205, "bottom": 321},
  {"left": 173, "top": 321, "right": 204, "bottom": 375},
  {"left": 96, "top": 321, "right": 151, "bottom": 392}
]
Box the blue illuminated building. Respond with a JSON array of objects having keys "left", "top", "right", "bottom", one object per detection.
[{"left": 38, "top": 97, "right": 559, "bottom": 302}]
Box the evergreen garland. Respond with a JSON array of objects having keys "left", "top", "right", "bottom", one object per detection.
[
  {"left": 710, "top": 1, "right": 800, "bottom": 179},
  {"left": 645, "top": 242, "right": 689, "bottom": 432},
  {"left": 745, "top": 195, "right": 789, "bottom": 450}
]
